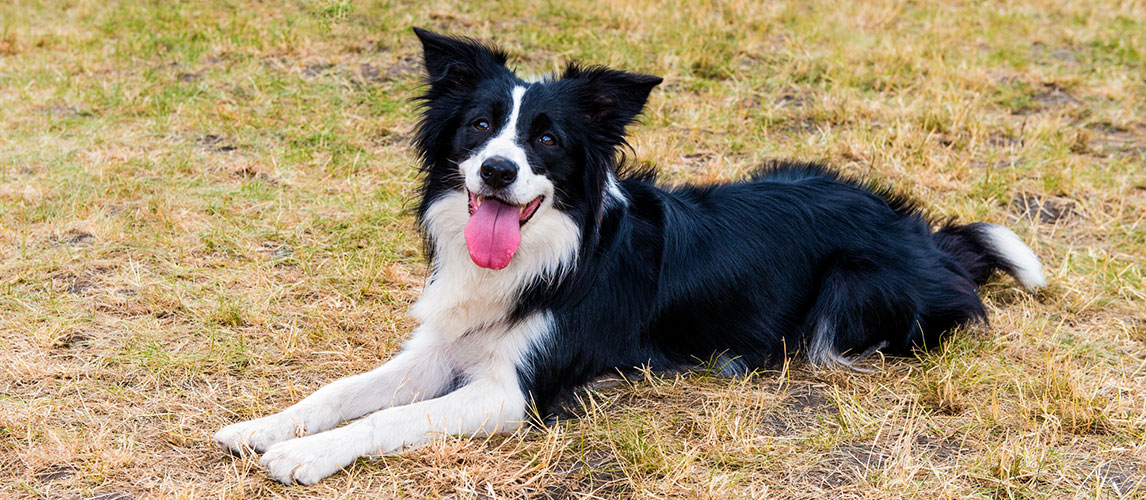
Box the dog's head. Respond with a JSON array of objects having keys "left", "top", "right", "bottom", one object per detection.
[{"left": 412, "top": 27, "right": 661, "bottom": 271}]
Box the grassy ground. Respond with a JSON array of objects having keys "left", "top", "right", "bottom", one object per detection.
[{"left": 2, "top": 0, "right": 1144, "bottom": 498}]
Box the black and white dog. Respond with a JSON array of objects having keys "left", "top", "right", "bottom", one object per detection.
[{"left": 214, "top": 28, "right": 1046, "bottom": 484}]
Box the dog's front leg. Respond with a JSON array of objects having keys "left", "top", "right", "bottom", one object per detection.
[
  {"left": 259, "top": 377, "right": 526, "bottom": 485},
  {"left": 213, "top": 328, "right": 455, "bottom": 455}
]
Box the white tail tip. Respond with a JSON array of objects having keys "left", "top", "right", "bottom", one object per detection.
[{"left": 981, "top": 223, "right": 1047, "bottom": 290}]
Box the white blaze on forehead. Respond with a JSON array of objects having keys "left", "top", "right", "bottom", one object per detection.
[
  {"left": 474, "top": 85, "right": 527, "bottom": 168},
  {"left": 460, "top": 84, "right": 553, "bottom": 206},
  {"left": 502, "top": 86, "right": 527, "bottom": 142}
]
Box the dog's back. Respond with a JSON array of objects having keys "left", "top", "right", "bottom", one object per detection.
[{"left": 519, "top": 162, "right": 1044, "bottom": 415}]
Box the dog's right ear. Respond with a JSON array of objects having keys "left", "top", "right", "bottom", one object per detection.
[{"left": 413, "top": 27, "right": 509, "bottom": 92}]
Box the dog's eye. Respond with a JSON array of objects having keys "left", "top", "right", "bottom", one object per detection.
[
  {"left": 472, "top": 119, "right": 491, "bottom": 131},
  {"left": 537, "top": 134, "right": 557, "bottom": 147}
]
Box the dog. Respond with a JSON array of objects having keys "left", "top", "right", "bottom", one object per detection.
[{"left": 213, "top": 27, "right": 1046, "bottom": 485}]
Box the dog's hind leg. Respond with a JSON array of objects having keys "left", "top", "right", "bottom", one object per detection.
[
  {"left": 213, "top": 326, "right": 457, "bottom": 456},
  {"left": 803, "top": 264, "right": 916, "bottom": 371}
]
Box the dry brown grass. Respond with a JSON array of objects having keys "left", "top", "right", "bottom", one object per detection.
[{"left": 2, "top": 0, "right": 1145, "bottom": 498}]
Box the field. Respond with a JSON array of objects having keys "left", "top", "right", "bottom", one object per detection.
[{"left": 2, "top": 0, "right": 1145, "bottom": 498}]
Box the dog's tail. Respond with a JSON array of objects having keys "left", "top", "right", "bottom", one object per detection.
[{"left": 933, "top": 222, "right": 1046, "bottom": 291}]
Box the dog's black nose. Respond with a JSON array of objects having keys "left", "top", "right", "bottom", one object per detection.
[{"left": 479, "top": 157, "right": 518, "bottom": 189}]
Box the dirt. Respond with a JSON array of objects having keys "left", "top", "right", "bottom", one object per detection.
[
  {"left": 912, "top": 433, "right": 968, "bottom": 464},
  {"left": 1084, "top": 122, "right": 1146, "bottom": 156},
  {"left": 84, "top": 493, "right": 138, "bottom": 500},
  {"left": 51, "top": 270, "right": 100, "bottom": 295},
  {"left": 796, "top": 434, "right": 966, "bottom": 490},
  {"left": 987, "top": 133, "right": 1021, "bottom": 148},
  {"left": 1010, "top": 194, "right": 1078, "bottom": 224},
  {"left": 775, "top": 91, "right": 813, "bottom": 108},
  {"left": 177, "top": 71, "right": 203, "bottom": 82},
  {"left": 545, "top": 451, "right": 631, "bottom": 499},
  {"left": 55, "top": 228, "right": 95, "bottom": 247},
  {"left": 230, "top": 163, "right": 278, "bottom": 185},
  {"left": 385, "top": 56, "right": 421, "bottom": 80},
  {"left": 759, "top": 381, "right": 835, "bottom": 436},
  {"left": 777, "top": 117, "right": 819, "bottom": 135},
  {"left": 784, "top": 383, "right": 833, "bottom": 415},
  {"left": 197, "top": 134, "right": 238, "bottom": 153},
  {"left": 52, "top": 332, "right": 92, "bottom": 350},
  {"left": 302, "top": 63, "right": 334, "bottom": 77},
  {"left": 359, "top": 63, "right": 382, "bottom": 82},
  {"left": 1033, "top": 82, "right": 1080, "bottom": 107},
  {"left": 38, "top": 105, "right": 93, "bottom": 118},
  {"left": 1029, "top": 42, "right": 1078, "bottom": 65},
  {"left": 34, "top": 464, "right": 77, "bottom": 483},
  {"left": 799, "top": 442, "right": 886, "bottom": 489},
  {"left": 371, "top": 127, "right": 414, "bottom": 147},
  {"left": 1083, "top": 456, "right": 1146, "bottom": 497}
]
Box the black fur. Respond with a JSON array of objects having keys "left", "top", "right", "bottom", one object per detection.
[{"left": 411, "top": 29, "right": 1033, "bottom": 419}]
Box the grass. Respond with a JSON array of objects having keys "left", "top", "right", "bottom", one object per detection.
[{"left": 1, "top": 0, "right": 1144, "bottom": 498}]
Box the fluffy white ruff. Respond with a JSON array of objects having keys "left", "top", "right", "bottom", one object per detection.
[{"left": 413, "top": 189, "right": 579, "bottom": 339}]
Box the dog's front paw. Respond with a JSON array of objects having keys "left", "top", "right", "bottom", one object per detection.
[
  {"left": 260, "top": 433, "right": 356, "bottom": 485},
  {"left": 214, "top": 414, "right": 303, "bottom": 456}
]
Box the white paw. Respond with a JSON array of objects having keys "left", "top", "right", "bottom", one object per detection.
[
  {"left": 260, "top": 433, "right": 357, "bottom": 485},
  {"left": 213, "top": 414, "right": 303, "bottom": 456}
]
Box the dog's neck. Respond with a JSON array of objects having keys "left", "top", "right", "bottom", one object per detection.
[{"left": 411, "top": 190, "right": 580, "bottom": 340}]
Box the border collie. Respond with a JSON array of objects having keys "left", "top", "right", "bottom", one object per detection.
[{"left": 214, "top": 28, "right": 1046, "bottom": 485}]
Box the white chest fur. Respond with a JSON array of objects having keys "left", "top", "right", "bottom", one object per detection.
[{"left": 411, "top": 190, "right": 580, "bottom": 340}]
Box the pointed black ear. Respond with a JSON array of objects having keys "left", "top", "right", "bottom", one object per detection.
[
  {"left": 563, "top": 63, "right": 662, "bottom": 125},
  {"left": 413, "top": 27, "right": 510, "bottom": 92}
]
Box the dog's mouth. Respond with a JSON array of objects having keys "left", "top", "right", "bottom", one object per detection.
[{"left": 464, "top": 191, "right": 544, "bottom": 270}]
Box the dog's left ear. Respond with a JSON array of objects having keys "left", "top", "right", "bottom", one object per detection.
[
  {"left": 413, "top": 27, "right": 510, "bottom": 92},
  {"left": 564, "top": 63, "right": 662, "bottom": 128}
]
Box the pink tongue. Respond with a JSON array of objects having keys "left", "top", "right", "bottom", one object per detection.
[{"left": 464, "top": 198, "right": 522, "bottom": 270}]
